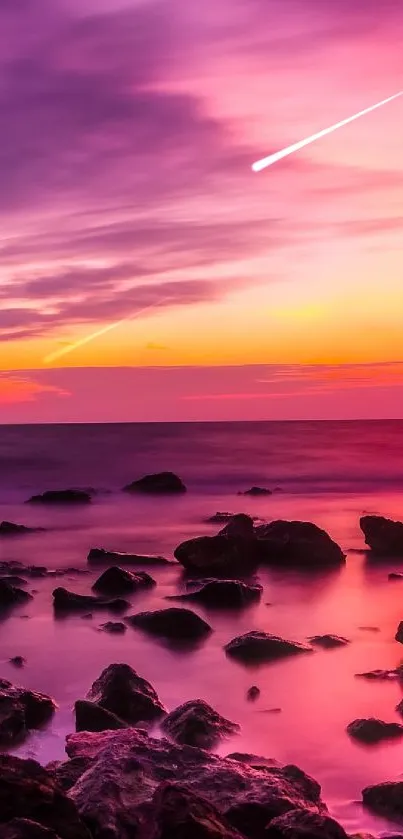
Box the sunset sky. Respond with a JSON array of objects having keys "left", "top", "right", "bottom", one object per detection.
[{"left": 1, "top": 0, "right": 402, "bottom": 422}]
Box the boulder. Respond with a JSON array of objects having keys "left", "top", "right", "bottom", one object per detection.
[
  {"left": 87, "top": 547, "right": 169, "bottom": 566},
  {"left": 255, "top": 521, "right": 345, "bottom": 568},
  {"left": 0, "top": 521, "right": 41, "bottom": 536},
  {"left": 74, "top": 699, "right": 128, "bottom": 732},
  {"left": 308, "top": 635, "right": 350, "bottom": 649},
  {"left": 27, "top": 490, "right": 91, "bottom": 505},
  {"left": 99, "top": 621, "right": 126, "bottom": 634},
  {"left": 161, "top": 699, "right": 239, "bottom": 749},
  {"left": 239, "top": 487, "right": 272, "bottom": 496},
  {"left": 123, "top": 471, "right": 186, "bottom": 494},
  {"left": 0, "top": 580, "right": 32, "bottom": 612},
  {"left": 9, "top": 656, "right": 26, "bottom": 668},
  {"left": 360, "top": 515, "right": 403, "bottom": 555},
  {"left": 347, "top": 718, "right": 403, "bottom": 744},
  {"left": 86, "top": 663, "right": 167, "bottom": 724},
  {"left": 52, "top": 588, "right": 129, "bottom": 614},
  {"left": 396, "top": 622, "right": 403, "bottom": 643},
  {"left": 265, "top": 809, "right": 348, "bottom": 839},
  {"left": 219, "top": 514, "right": 256, "bottom": 539},
  {"left": 362, "top": 780, "right": 403, "bottom": 821},
  {"left": 0, "top": 755, "right": 90, "bottom": 839},
  {"left": 0, "top": 819, "right": 62, "bottom": 839},
  {"left": 141, "top": 782, "right": 244, "bottom": 839},
  {"left": 92, "top": 566, "right": 155, "bottom": 596},
  {"left": 169, "top": 579, "right": 262, "bottom": 609},
  {"left": 127, "top": 607, "right": 212, "bottom": 642},
  {"left": 174, "top": 530, "right": 261, "bottom": 576},
  {"left": 0, "top": 679, "right": 56, "bottom": 746},
  {"left": 225, "top": 632, "right": 313, "bottom": 664},
  {"left": 246, "top": 686, "right": 260, "bottom": 701}
]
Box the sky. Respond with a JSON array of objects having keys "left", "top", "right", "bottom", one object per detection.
[{"left": 1, "top": 0, "right": 402, "bottom": 423}]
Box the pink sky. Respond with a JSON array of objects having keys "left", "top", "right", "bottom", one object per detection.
[{"left": 1, "top": 0, "right": 402, "bottom": 422}]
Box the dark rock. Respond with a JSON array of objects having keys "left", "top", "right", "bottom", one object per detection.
[
  {"left": 92, "top": 566, "right": 155, "bottom": 596},
  {"left": 347, "top": 718, "right": 403, "bottom": 743},
  {"left": 255, "top": 520, "right": 345, "bottom": 568},
  {"left": 396, "top": 622, "right": 403, "bottom": 643},
  {"left": 86, "top": 663, "right": 167, "bottom": 724},
  {"left": 81, "top": 614, "right": 93, "bottom": 620},
  {"left": 47, "top": 757, "right": 94, "bottom": 793},
  {"left": 265, "top": 809, "right": 348, "bottom": 839},
  {"left": 27, "top": 490, "right": 91, "bottom": 505},
  {"left": 206, "top": 512, "right": 237, "bottom": 524},
  {"left": 169, "top": 579, "right": 262, "bottom": 609},
  {"left": 247, "top": 686, "right": 260, "bottom": 701},
  {"left": 308, "top": 635, "right": 350, "bottom": 649},
  {"left": 218, "top": 514, "right": 256, "bottom": 539},
  {"left": 142, "top": 782, "right": 244, "bottom": 839},
  {"left": 358, "top": 626, "right": 380, "bottom": 633},
  {"left": 52, "top": 587, "right": 129, "bottom": 614},
  {"left": 362, "top": 780, "right": 403, "bottom": 821},
  {"left": 123, "top": 471, "right": 186, "bottom": 494},
  {"left": 225, "top": 632, "right": 313, "bottom": 664},
  {"left": 75, "top": 699, "right": 128, "bottom": 732},
  {"left": 360, "top": 515, "right": 403, "bottom": 556},
  {"left": 355, "top": 669, "right": 402, "bottom": 681},
  {"left": 174, "top": 523, "right": 261, "bottom": 576},
  {"left": 0, "top": 818, "right": 62, "bottom": 839},
  {"left": 127, "top": 607, "right": 212, "bottom": 642},
  {"left": 27, "top": 567, "right": 49, "bottom": 578},
  {"left": 9, "top": 656, "right": 26, "bottom": 668},
  {"left": 0, "top": 580, "right": 32, "bottom": 612},
  {"left": 99, "top": 621, "right": 126, "bottom": 634},
  {"left": 0, "top": 679, "right": 56, "bottom": 746},
  {"left": 87, "top": 547, "right": 169, "bottom": 566},
  {"left": 389, "top": 573, "right": 403, "bottom": 580},
  {"left": 239, "top": 487, "right": 272, "bottom": 496},
  {"left": 0, "top": 521, "right": 41, "bottom": 536},
  {"left": 395, "top": 699, "right": 403, "bottom": 717},
  {"left": 0, "top": 576, "right": 28, "bottom": 586},
  {"left": 161, "top": 699, "right": 239, "bottom": 749},
  {"left": 225, "top": 752, "right": 280, "bottom": 768},
  {"left": 0, "top": 754, "right": 90, "bottom": 839}
]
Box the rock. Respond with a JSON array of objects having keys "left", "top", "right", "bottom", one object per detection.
[
  {"left": 308, "top": 635, "right": 350, "bottom": 649},
  {"left": 161, "top": 699, "right": 239, "bottom": 749},
  {"left": 0, "top": 754, "right": 90, "bottom": 839},
  {"left": 396, "top": 622, "right": 403, "bottom": 643},
  {"left": 86, "top": 663, "right": 167, "bottom": 724},
  {"left": 123, "top": 471, "right": 186, "bottom": 494},
  {"left": 9, "top": 656, "right": 26, "bottom": 668},
  {"left": 246, "top": 686, "right": 260, "bottom": 701},
  {"left": 0, "top": 580, "right": 32, "bottom": 612},
  {"left": 142, "top": 782, "right": 244, "bottom": 839},
  {"left": 0, "top": 521, "right": 41, "bottom": 536},
  {"left": 64, "top": 728, "right": 326, "bottom": 839},
  {"left": 347, "top": 718, "right": 403, "bottom": 744},
  {"left": 0, "top": 679, "right": 56, "bottom": 746},
  {"left": 47, "top": 757, "right": 94, "bottom": 793},
  {"left": 355, "top": 669, "right": 402, "bottom": 681},
  {"left": 26, "top": 490, "right": 91, "bottom": 505},
  {"left": 52, "top": 588, "right": 129, "bottom": 614},
  {"left": 0, "top": 575, "right": 28, "bottom": 586},
  {"left": 168, "top": 579, "right": 262, "bottom": 609},
  {"left": 0, "top": 819, "right": 62, "bottom": 839},
  {"left": 360, "top": 515, "right": 403, "bottom": 556},
  {"left": 239, "top": 487, "right": 272, "bottom": 496},
  {"left": 225, "top": 632, "right": 313, "bottom": 664},
  {"left": 362, "top": 780, "right": 403, "bottom": 821},
  {"left": 87, "top": 547, "right": 169, "bottom": 566},
  {"left": 218, "top": 514, "right": 256, "bottom": 539},
  {"left": 174, "top": 523, "right": 261, "bottom": 576},
  {"left": 74, "top": 699, "right": 128, "bottom": 732},
  {"left": 395, "top": 699, "right": 403, "bottom": 718},
  {"left": 99, "top": 621, "right": 126, "bottom": 634},
  {"left": 255, "top": 520, "right": 345, "bottom": 568},
  {"left": 389, "top": 573, "right": 403, "bottom": 580},
  {"left": 206, "top": 513, "right": 237, "bottom": 524},
  {"left": 358, "top": 626, "right": 380, "bottom": 633},
  {"left": 92, "top": 566, "right": 155, "bottom": 596},
  {"left": 265, "top": 809, "right": 348, "bottom": 839},
  {"left": 127, "top": 607, "right": 212, "bottom": 642}
]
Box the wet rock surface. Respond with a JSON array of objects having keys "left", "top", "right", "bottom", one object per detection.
[
  {"left": 87, "top": 547, "right": 169, "bottom": 566},
  {"left": 360, "top": 515, "right": 403, "bottom": 556},
  {"left": 225, "top": 632, "right": 313, "bottom": 664},
  {"left": 161, "top": 699, "right": 239, "bottom": 749},
  {"left": 140, "top": 782, "right": 245, "bottom": 839},
  {"left": 308, "top": 635, "right": 350, "bottom": 649},
  {"left": 0, "top": 679, "right": 56, "bottom": 746},
  {"left": 123, "top": 471, "right": 187, "bottom": 494},
  {"left": 127, "top": 607, "right": 212, "bottom": 641},
  {"left": 26, "top": 490, "right": 91, "bottom": 505},
  {"left": 92, "top": 566, "right": 155, "bottom": 595},
  {"left": 255, "top": 521, "right": 345, "bottom": 568},
  {"left": 169, "top": 579, "right": 263, "bottom": 608},
  {"left": 86, "top": 663, "right": 167, "bottom": 724},
  {"left": 52, "top": 587, "right": 129, "bottom": 614},
  {"left": 347, "top": 718, "right": 403, "bottom": 744},
  {"left": 74, "top": 699, "right": 128, "bottom": 732}
]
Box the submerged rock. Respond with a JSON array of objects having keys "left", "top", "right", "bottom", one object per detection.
[
  {"left": 52, "top": 588, "right": 129, "bottom": 614},
  {"left": 9, "top": 656, "right": 26, "bottom": 668},
  {"left": 127, "top": 607, "right": 212, "bottom": 642},
  {"left": 360, "top": 515, "right": 403, "bottom": 556},
  {"left": 87, "top": 547, "right": 169, "bottom": 566},
  {"left": 123, "top": 471, "right": 187, "bottom": 494},
  {"left": 27, "top": 490, "right": 91, "bottom": 505},
  {"left": 0, "top": 580, "right": 32, "bottom": 612},
  {"left": 255, "top": 521, "right": 345, "bottom": 568},
  {"left": 308, "top": 635, "right": 350, "bottom": 649},
  {"left": 265, "top": 809, "right": 348, "bottom": 839},
  {"left": 169, "top": 579, "right": 262, "bottom": 609},
  {"left": 161, "top": 699, "right": 239, "bottom": 749},
  {"left": 362, "top": 780, "right": 403, "bottom": 821},
  {"left": 347, "top": 718, "right": 403, "bottom": 744},
  {"left": 0, "top": 521, "right": 41, "bottom": 536},
  {"left": 225, "top": 631, "right": 313, "bottom": 664},
  {"left": 142, "top": 782, "right": 244, "bottom": 839},
  {"left": 92, "top": 566, "right": 155, "bottom": 596},
  {"left": 0, "top": 679, "right": 56, "bottom": 746},
  {"left": 246, "top": 686, "right": 260, "bottom": 701},
  {"left": 74, "top": 699, "right": 127, "bottom": 733},
  {"left": 99, "top": 621, "right": 126, "bottom": 634},
  {"left": 239, "top": 487, "right": 273, "bottom": 496},
  {"left": 86, "top": 663, "right": 167, "bottom": 724}
]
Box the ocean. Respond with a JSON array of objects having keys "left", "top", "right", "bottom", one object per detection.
[{"left": 1, "top": 419, "right": 403, "bottom": 834}]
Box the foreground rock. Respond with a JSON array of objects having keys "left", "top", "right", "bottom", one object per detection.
[
  {"left": 142, "top": 782, "right": 244, "bottom": 839},
  {"left": 225, "top": 631, "right": 312, "bottom": 664},
  {"left": 308, "top": 635, "right": 350, "bottom": 649},
  {"left": 123, "top": 471, "right": 187, "bottom": 494},
  {"left": 74, "top": 699, "right": 127, "bottom": 732},
  {"left": 88, "top": 547, "right": 169, "bottom": 566},
  {"left": 0, "top": 521, "right": 41, "bottom": 536},
  {"left": 86, "top": 663, "right": 167, "bottom": 724},
  {"left": 0, "top": 580, "right": 32, "bottom": 612},
  {"left": 265, "top": 809, "right": 348, "bottom": 839},
  {"left": 362, "top": 779, "right": 403, "bottom": 821},
  {"left": 27, "top": 490, "right": 91, "bottom": 505},
  {"left": 52, "top": 588, "right": 129, "bottom": 614},
  {"left": 395, "top": 622, "right": 403, "bottom": 643},
  {"left": 347, "top": 718, "right": 403, "bottom": 744},
  {"left": 360, "top": 515, "right": 403, "bottom": 556},
  {"left": 0, "top": 679, "right": 56, "bottom": 746},
  {"left": 174, "top": 519, "right": 261, "bottom": 577},
  {"left": 0, "top": 755, "right": 90, "bottom": 839},
  {"left": 255, "top": 521, "right": 345, "bottom": 569},
  {"left": 169, "top": 579, "right": 262, "bottom": 609},
  {"left": 65, "top": 727, "right": 327, "bottom": 839},
  {"left": 0, "top": 819, "right": 63, "bottom": 839},
  {"left": 92, "top": 566, "right": 155, "bottom": 596},
  {"left": 127, "top": 607, "right": 212, "bottom": 642},
  {"left": 161, "top": 699, "right": 239, "bottom": 749}
]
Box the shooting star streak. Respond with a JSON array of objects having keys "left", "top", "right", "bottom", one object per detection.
[
  {"left": 252, "top": 90, "right": 402, "bottom": 172},
  {"left": 43, "top": 299, "right": 170, "bottom": 364}
]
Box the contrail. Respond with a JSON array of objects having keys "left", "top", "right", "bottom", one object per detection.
[
  {"left": 252, "top": 90, "right": 402, "bottom": 172},
  {"left": 43, "top": 299, "right": 170, "bottom": 364}
]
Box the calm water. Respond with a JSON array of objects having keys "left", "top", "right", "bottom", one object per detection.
[{"left": 1, "top": 420, "right": 403, "bottom": 834}]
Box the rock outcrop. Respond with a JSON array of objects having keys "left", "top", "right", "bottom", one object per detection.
[
  {"left": 225, "top": 632, "right": 313, "bottom": 664},
  {"left": 74, "top": 699, "right": 128, "bottom": 733},
  {"left": 265, "top": 809, "right": 348, "bottom": 839},
  {"left": 0, "top": 679, "right": 56, "bottom": 746},
  {"left": 360, "top": 515, "right": 403, "bottom": 556},
  {"left": 86, "top": 663, "right": 167, "bottom": 724},
  {"left": 123, "top": 472, "right": 186, "bottom": 494},
  {"left": 161, "top": 699, "right": 239, "bottom": 749},
  {"left": 255, "top": 521, "right": 345, "bottom": 568}
]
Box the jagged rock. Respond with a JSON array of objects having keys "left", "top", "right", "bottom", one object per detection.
[
  {"left": 308, "top": 635, "right": 350, "bottom": 649},
  {"left": 52, "top": 588, "right": 129, "bottom": 614},
  {"left": 75, "top": 699, "right": 128, "bottom": 732},
  {"left": 87, "top": 547, "right": 169, "bottom": 566},
  {"left": 347, "top": 718, "right": 403, "bottom": 744},
  {"left": 239, "top": 487, "right": 272, "bottom": 496},
  {"left": 0, "top": 755, "right": 90, "bottom": 839},
  {"left": 362, "top": 780, "right": 403, "bottom": 821},
  {"left": 0, "top": 819, "right": 62, "bottom": 839},
  {"left": 99, "top": 621, "right": 126, "bottom": 634},
  {"left": 92, "top": 566, "right": 155, "bottom": 596},
  {"left": 141, "top": 782, "right": 244, "bottom": 839},
  {"left": 265, "top": 809, "right": 348, "bottom": 839},
  {"left": 169, "top": 579, "right": 262, "bottom": 609},
  {"left": 246, "top": 686, "right": 260, "bottom": 701},
  {"left": 255, "top": 521, "right": 345, "bottom": 568},
  {"left": 360, "top": 515, "right": 403, "bottom": 556},
  {"left": 161, "top": 699, "right": 239, "bottom": 749},
  {"left": 0, "top": 580, "right": 32, "bottom": 612},
  {"left": 0, "top": 521, "right": 41, "bottom": 536},
  {"left": 26, "top": 490, "right": 91, "bottom": 505},
  {"left": 225, "top": 631, "right": 312, "bottom": 664},
  {"left": 123, "top": 472, "right": 187, "bottom": 494},
  {"left": 86, "top": 663, "right": 167, "bottom": 724},
  {"left": 127, "top": 607, "right": 212, "bottom": 642},
  {"left": 9, "top": 656, "right": 26, "bottom": 668},
  {"left": 47, "top": 757, "right": 94, "bottom": 793},
  {"left": 0, "top": 679, "right": 56, "bottom": 746}
]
